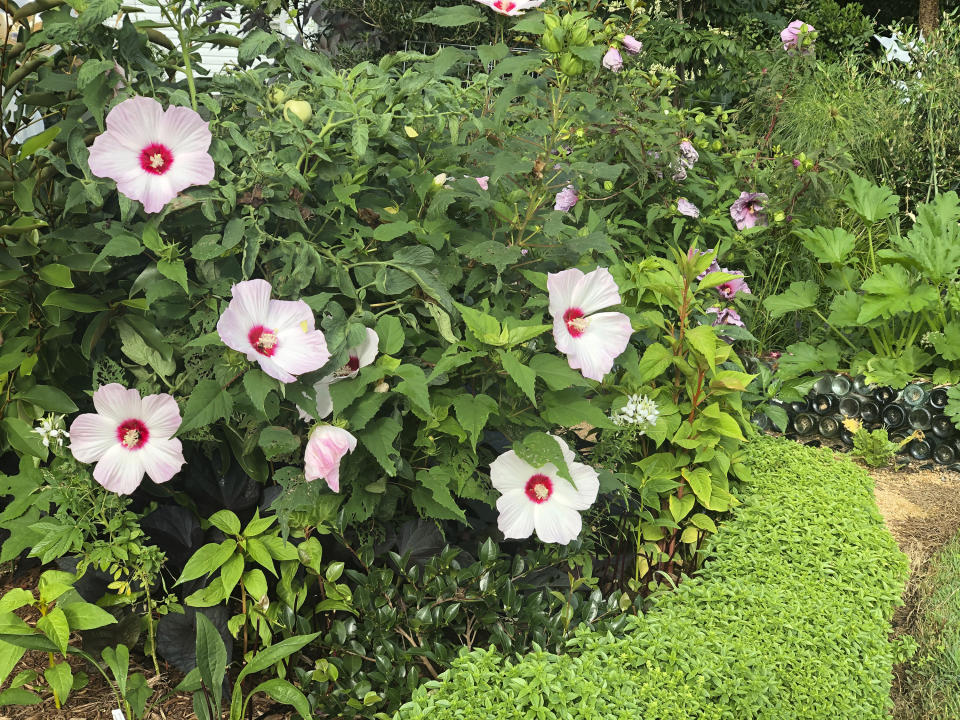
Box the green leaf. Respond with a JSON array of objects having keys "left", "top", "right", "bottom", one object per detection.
[
  {"left": 243, "top": 369, "right": 275, "bottom": 416},
  {"left": 0, "top": 687, "right": 40, "bottom": 705},
  {"left": 630, "top": 343, "right": 673, "bottom": 384},
  {"left": 394, "top": 364, "right": 431, "bottom": 414},
  {"left": 44, "top": 661, "right": 73, "bottom": 707},
  {"left": 514, "top": 432, "right": 571, "bottom": 482},
  {"left": 528, "top": 353, "right": 590, "bottom": 391},
  {"left": 37, "top": 264, "right": 74, "bottom": 288},
  {"left": 37, "top": 607, "right": 69, "bottom": 655},
  {"left": 763, "top": 280, "right": 819, "bottom": 318},
  {"left": 374, "top": 221, "right": 416, "bottom": 243},
  {"left": 195, "top": 613, "right": 227, "bottom": 713},
  {"left": 827, "top": 291, "right": 862, "bottom": 327},
  {"left": 456, "top": 303, "right": 506, "bottom": 346},
  {"left": 358, "top": 417, "right": 401, "bottom": 475},
  {"left": 0, "top": 640, "right": 25, "bottom": 689},
  {"left": 794, "top": 226, "right": 857, "bottom": 265},
  {"left": 258, "top": 426, "right": 300, "bottom": 460},
  {"left": 498, "top": 350, "right": 537, "bottom": 405},
  {"left": 176, "top": 540, "right": 238, "bottom": 584},
  {"left": 682, "top": 467, "right": 713, "bottom": 505},
  {"left": 668, "top": 493, "right": 695, "bottom": 522},
  {"left": 42, "top": 290, "right": 107, "bottom": 313},
  {"left": 858, "top": 266, "right": 938, "bottom": 323},
  {"left": 249, "top": 679, "right": 312, "bottom": 720},
  {"left": 452, "top": 394, "right": 498, "bottom": 450},
  {"left": 208, "top": 510, "right": 241, "bottom": 536},
  {"left": 60, "top": 602, "right": 116, "bottom": 631},
  {"left": 245, "top": 537, "right": 276, "bottom": 576},
  {"left": 157, "top": 260, "right": 188, "bottom": 293},
  {"left": 504, "top": 322, "right": 551, "bottom": 348},
  {"left": 218, "top": 553, "right": 244, "bottom": 598},
  {"left": 236, "top": 632, "right": 319, "bottom": 682},
  {"left": 840, "top": 172, "right": 899, "bottom": 223},
  {"left": 2, "top": 417, "right": 48, "bottom": 460},
  {"left": 376, "top": 315, "right": 404, "bottom": 354},
  {"left": 684, "top": 325, "right": 719, "bottom": 371},
  {"left": 178, "top": 380, "right": 233, "bottom": 434},
  {"left": 18, "top": 126, "right": 61, "bottom": 160},
  {"left": 931, "top": 321, "right": 960, "bottom": 361},
  {"left": 0, "top": 590, "right": 34, "bottom": 614},
  {"left": 414, "top": 4, "right": 484, "bottom": 27},
  {"left": 413, "top": 467, "right": 466, "bottom": 523},
  {"left": 541, "top": 389, "right": 617, "bottom": 429},
  {"left": 13, "top": 385, "right": 77, "bottom": 413},
  {"left": 689, "top": 513, "right": 718, "bottom": 533}
]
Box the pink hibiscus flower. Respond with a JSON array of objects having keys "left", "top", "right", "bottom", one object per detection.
[
  {"left": 708, "top": 306, "right": 745, "bottom": 327},
  {"left": 216, "top": 279, "right": 331, "bottom": 383},
  {"left": 490, "top": 436, "right": 599, "bottom": 545},
  {"left": 547, "top": 267, "right": 633, "bottom": 381},
  {"left": 729, "top": 191, "right": 768, "bottom": 230},
  {"left": 304, "top": 425, "right": 358, "bottom": 492},
  {"left": 69, "top": 384, "right": 186, "bottom": 495},
  {"left": 87, "top": 96, "right": 215, "bottom": 214},
  {"left": 554, "top": 185, "right": 578, "bottom": 212},
  {"left": 716, "top": 270, "right": 751, "bottom": 299},
  {"left": 781, "top": 20, "right": 816, "bottom": 53},
  {"left": 474, "top": 0, "right": 544, "bottom": 15}
]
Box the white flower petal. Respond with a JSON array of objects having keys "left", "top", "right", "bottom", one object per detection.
[
  {"left": 161, "top": 105, "right": 214, "bottom": 156},
  {"left": 355, "top": 328, "right": 380, "bottom": 368},
  {"left": 555, "top": 311, "right": 632, "bottom": 381},
  {"left": 551, "top": 461, "right": 600, "bottom": 511},
  {"left": 68, "top": 413, "right": 117, "bottom": 462},
  {"left": 298, "top": 377, "right": 335, "bottom": 421},
  {"left": 93, "top": 444, "right": 145, "bottom": 495},
  {"left": 217, "top": 279, "right": 273, "bottom": 353},
  {"left": 548, "top": 267, "right": 622, "bottom": 319},
  {"left": 496, "top": 490, "right": 536, "bottom": 539},
  {"left": 267, "top": 298, "right": 316, "bottom": 333},
  {"left": 533, "top": 502, "right": 583, "bottom": 544},
  {"left": 271, "top": 327, "right": 330, "bottom": 381},
  {"left": 140, "top": 393, "right": 182, "bottom": 438},
  {"left": 140, "top": 437, "right": 186, "bottom": 485},
  {"left": 92, "top": 383, "right": 143, "bottom": 423},
  {"left": 489, "top": 450, "right": 536, "bottom": 493}
]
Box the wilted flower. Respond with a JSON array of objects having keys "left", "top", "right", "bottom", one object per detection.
[
  {"left": 781, "top": 20, "right": 816, "bottom": 53},
  {"left": 475, "top": 175, "right": 490, "bottom": 190},
  {"left": 554, "top": 185, "right": 579, "bottom": 212},
  {"left": 622, "top": 35, "right": 642, "bottom": 55},
  {"left": 34, "top": 414, "right": 68, "bottom": 449},
  {"left": 87, "top": 96, "right": 215, "bottom": 214},
  {"left": 603, "top": 46, "right": 624, "bottom": 72},
  {"left": 678, "top": 139, "right": 699, "bottom": 169},
  {"left": 548, "top": 267, "right": 633, "bottom": 381},
  {"left": 474, "top": 0, "right": 545, "bottom": 15},
  {"left": 874, "top": 32, "right": 914, "bottom": 64},
  {"left": 490, "top": 436, "right": 599, "bottom": 545},
  {"left": 217, "top": 279, "right": 331, "bottom": 383},
  {"left": 730, "top": 191, "right": 768, "bottom": 230},
  {"left": 707, "top": 306, "right": 745, "bottom": 328},
  {"left": 677, "top": 197, "right": 700, "bottom": 218},
  {"left": 432, "top": 173, "right": 449, "bottom": 188},
  {"left": 304, "top": 425, "right": 357, "bottom": 492},
  {"left": 612, "top": 394, "right": 659, "bottom": 430},
  {"left": 301, "top": 328, "right": 379, "bottom": 420},
  {"left": 69, "top": 384, "right": 186, "bottom": 495}
]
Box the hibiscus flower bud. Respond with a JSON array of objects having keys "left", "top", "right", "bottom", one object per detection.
[
  {"left": 283, "top": 99, "right": 313, "bottom": 123},
  {"left": 569, "top": 22, "right": 590, "bottom": 46},
  {"left": 374, "top": 381, "right": 390, "bottom": 393}
]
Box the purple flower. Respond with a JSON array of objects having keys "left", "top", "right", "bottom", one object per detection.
[
  {"left": 781, "top": 20, "right": 816, "bottom": 53},
  {"left": 677, "top": 197, "right": 700, "bottom": 218},
  {"left": 730, "top": 191, "right": 768, "bottom": 230},
  {"left": 792, "top": 158, "right": 801, "bottom": 168},
  {"left": 716, "top": 270, "right": 751, "bottom": 299},
  {"left": 603, "top": 47, "right": 623, "bottom": 72},
  {"left": 707, "top": 306, "right": 744, "bottom": 328},
  {"left": 554, "top": 185, "right": 578, "bottom": 212},
  {"left": 622, "top": 35, "right": 642, "bottom": 55},
  {"left": 671, "top": 164, "right": 687, "bottom": 182}
]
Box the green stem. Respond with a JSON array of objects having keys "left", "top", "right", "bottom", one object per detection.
[
  {"left": 866, "top": 225, "right": 876, "bottom": 274},
  {"left": 813, "top": 310, "right": 858, "bottom": 351}
]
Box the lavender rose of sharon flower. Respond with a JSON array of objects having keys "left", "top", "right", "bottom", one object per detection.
[
  {"left": 677, "top": 198, "right": 700, "bottom": 218},
  {"left": 622, "top": 35, "right": 642, "bottom": 55},
  {"left": 554, "top": 185, "right": 579, "bottom": 212},
  {"left": 781, "top": 20, "right": 816, "bottom": 53},
  {"left": 603, "top": 47, "right": 623, "bottom": 72},
  {"left": 730, "top": 191, "right": 768, "bottom": 230}
]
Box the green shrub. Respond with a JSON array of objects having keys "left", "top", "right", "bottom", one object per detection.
[{"left": 395, "top": 437, "right": 908, "bottom": 720}]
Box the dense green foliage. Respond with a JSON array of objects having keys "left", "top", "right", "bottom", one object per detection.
[{"left": 396, "top": 437, "right": 908, "bottom": 719}]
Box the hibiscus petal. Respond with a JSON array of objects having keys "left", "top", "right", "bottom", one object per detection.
[
  {"left": 489, "top": 450, "right": 536, "bottom": 493},
  {"left": 93, "top": 445, "right": 145, "bottom": 495},
  {"left": 93, "top": 383, "right": 143, "bottom": 423},
  {"left": 267, "top": 298, "right": 315, "bottom": 332},
  {"left": 125, "top": 173, "right": 176, "bottom": 214},
  {"left": 496, "top": 490, "right": 536, "bottom": 539},
  {"left": 68, "top": 413, "right": 117, "bottom": 463},
  {"left": 304, "top": 426, "right": 357, "bottom": 491},
  {"left": 140, "top": 437, "right": 186, "bottom": 485},
  {"left": 217, "top": 279, "right": 272, "bottom": 353},
  {"left": 101, "top": 96, "right": 164, "bottom": 153},
  {"left": 161, "top": 105, "right": 213, "bottom": 156},
  {"left": 551, "top": 462, "right": 600, "bottom": 511},
  {"left": 546, "top": 268, "right": 585, "bottom": 318},
  {"left": 159, "top": 150, "right": 215, "bottom": 200},
  {"left": 140, "top": 393, "right": 182, "bottom": 438},
  {"left": 355, "top": 328, "right": 379, "bottom": 369},
  {"left": 533, "top": 502, "right": 583, "bottom": 544},
  {"left": 271, "top": 328, "right": 330, "bottom": 381},
  {"left": 556, "top": 311, "right": 632, "bottom": 381}
]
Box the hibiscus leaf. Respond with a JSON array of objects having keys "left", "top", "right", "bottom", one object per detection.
[
  {"left": 394, "top": 364, "right": 431, "bottom": 414},
  {"left": 413, "top": 467, "right": 466, "bottom": 523},
  {"left": 242, "top": 370, "right": 275, "bottom": 417},
  {"left": 358, "top": 417, "right": 401, "bottom": 475},
  {"left": 498, "top": 350, "right": 537, "bottom": 405},
  {"left": 452, "top": 394, "right": 498, "bottom": 450},
  {"left": 414, "top": 4, "right": 484, "bottom": 27},
  {"left": 514, "top": 432, "right": 572, "bottom": 483},
  {"left": 178, "top": 380, "right": 234, "bottom": 434}
]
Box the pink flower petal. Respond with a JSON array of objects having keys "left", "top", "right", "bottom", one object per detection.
[
  {"left": 298, "top": 377, "right": 335, "bottom": 421},
  {"left": 354, "top": 328, "right": 379, "bottom": 370},
  {"left": 140, "top": 437, "right": 186, "bottom": 485},
  {"left": 267, "top": 298, "right": 316, "bottom": 333},
  {"left": 68, "top": 413, "right": 117, "bottom": 463},
  {"left": 93, "top": 444, "right": 145, "bottom": 495},
  {"left": 93, "top": 383, "right": 143, "bottom": 423},
  {"left": 161, "top": 105, "right": 213, "bottom": 156},
  {"left": 304, "top": 426, "right": 357, "bottom": 492},
  {"left": 217, "top": 279, "right": 273, "bottom": 356},
  {"left": 547, "top": 268, "right": 622, "bottom": 319},
  {"left": 271, "top": 328, "right": 330, "bottom": 381},
  {"left": 140, "top": 393, "right": 183, "bottom": 438}
]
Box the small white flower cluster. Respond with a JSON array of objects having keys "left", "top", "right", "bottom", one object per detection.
[
  {"left": 34, "top": 414, "right": 68, "bottom": 449},
  {"left": 612, "top": 394, "right": 659, "bottom": 430}
]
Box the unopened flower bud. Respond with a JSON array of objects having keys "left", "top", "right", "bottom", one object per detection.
[{"left": 374, "top": 381, "right": 390, "bottom": 393}]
